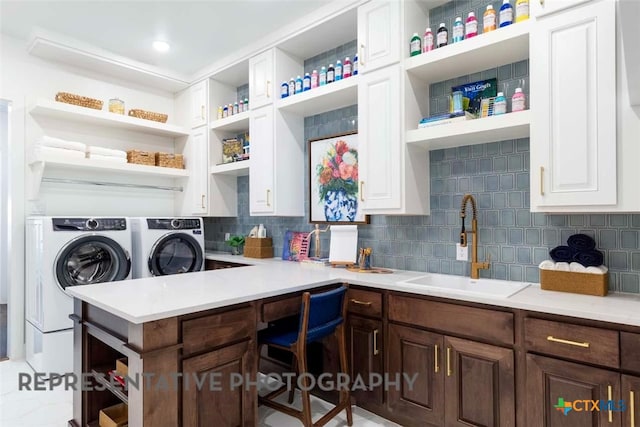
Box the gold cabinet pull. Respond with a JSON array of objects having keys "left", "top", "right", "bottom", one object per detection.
[
  {"left": 266, "top": 189, "right": 271, "bottom": 207},
  {"left": 266, "top": 80, "right": 271, "bottom": 98},
  {"left": 546, "top": 336, "right": 590, "bottom": 348},
  {"left": 631, "top": 390, "right": 636, "bottom": 427},
  {"left": 540, "top": 166, "right": 544, "bottom": 196},
  {"left": 446, "top": 347, "right": 452, "bottom": 377},
  {"left": 608, "top": 385, "right": 613, "bottom": 423},
  {"left": 201, "top": 105, "right": 205, "bottom": 120},
  {"left": 373, "top": 329, "right": 379, "bottom": 356},
  {"left": 359, "top": 181, "right": 365, "bottom": 201},
  {"left": 359, "top": 43, "right": 366, "bottom": 66},
  {"left": 434, "top": 345, "right": 439, "bottom": 373},
  {"left": 350, "top": 299, "right": 372, "bottom": 306},
  {"left": 201, "top": 194, "right": 205, "bottom": 209}
]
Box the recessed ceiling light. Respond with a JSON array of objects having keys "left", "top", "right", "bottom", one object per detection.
[{"left": 152, "top": 40, "right": 170, "bottom": 52}]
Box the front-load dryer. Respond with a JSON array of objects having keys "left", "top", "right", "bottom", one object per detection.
[
  {"left": 25, "top": 217, "right": 132, "bottom": 375},
  {"left": 131, "top": 217, "right": 204, "bottom": 279}
]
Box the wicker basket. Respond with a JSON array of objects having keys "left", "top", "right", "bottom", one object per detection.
[
  {"left": 128, "top": 109, "right": 168, "bottom": 123},
  {"left": 244, "top": 237, "right": 274, "bottom": 259},
  {"left": 55, "top": 92, "right": 103, "bottom": 110},
  {"left": 127, "top": 150, "right": 155, "bottom": 166},
  {"left": 540, "top": 269, "right": 608, "bottom": 296},
  {"left": 155, "top": 152, "right": 184, "bottom": 169}
]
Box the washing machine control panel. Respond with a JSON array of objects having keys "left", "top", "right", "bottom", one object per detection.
[
  {"left": 147, "top": 218, "right": 201, "bottom": 230},
  {"left": 52, "top": 218, "right": 127, "bottom": 231}
]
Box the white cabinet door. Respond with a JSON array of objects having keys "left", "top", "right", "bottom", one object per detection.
[
  {"left": 531, "top": 0, "right": 593, "bottom": 18},
  {"left": 249, "top": 50, "right": 274, "bottom": 109},
  {"left": 357, "top": 0, "right": 400, "bottom": 74},
  {"left": 530, "top": 0, "right": 616, "bottom": 209},
  {"left": 190, "top": 80, "right": 208, "bottom": 129},
  {"left": 249, "top": 106, "right": 275, "bottom": 214},
  {"left": 182, "top": 126, "right": 209, "bottom": 215},
  {"left": 358, "top": 66, "right": 402, "bottom": 211}
]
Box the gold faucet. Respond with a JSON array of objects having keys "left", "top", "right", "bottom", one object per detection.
[{"left": 460, "top": 194, "right": 491, "bottom": 279}]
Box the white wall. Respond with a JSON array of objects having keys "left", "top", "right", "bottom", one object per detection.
[{"left": 0, "top": 33, "right": 185, "bottom": 358}]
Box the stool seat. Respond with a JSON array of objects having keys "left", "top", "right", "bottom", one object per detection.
[{"left": 259, "top": 317, "right": 344, "bottom": 347}]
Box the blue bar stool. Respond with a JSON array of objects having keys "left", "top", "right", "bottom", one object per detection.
[{"left": 258, "top": 286, "right": 353, "bottom": 426}]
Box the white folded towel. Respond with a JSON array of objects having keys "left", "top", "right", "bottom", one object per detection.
[
  {"left": 569, "top": 262, "right": 587, "bottom": 273},
  {"left": 555, "top": 262, "right": 570, "bottom": 271},
  {"left": 87, "top": 146, "right": 127, "bottom": 158},
  {"left": 585, "top": 266, "right": 608, "bottom": 275},
  {"left": 38, "top": 135, "right": 86, "bottom": 152},
  {"left": 87, "top": 154, "right": 127, "bottom": 163},
  {"left": 539, "top": 260, "right": 556, "bottom": 270},
  {"left": 37, "top": 146, "right": 86, "bottom": 160}
]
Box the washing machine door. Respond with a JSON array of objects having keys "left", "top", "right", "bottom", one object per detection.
[
  {"left": 55, "top": 235, "right": 131, "bottom": 291},
  {"left": 148, "top": 232, "right": 203, "bottom": 276}
]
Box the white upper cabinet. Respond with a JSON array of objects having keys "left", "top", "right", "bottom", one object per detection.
[
  {"left": 357, "top": 0, "right": 401, "bottom": 74},
  {"left": 179, "top": 126, "right": 209, "bottom": 215},
  {"left": 530, "top": 0, "right": 616, "bottom": 210},
  {"left": 190, "top": 80, "right": 208, "bottom": 129},
  {"left": 531, "top": 0, "right": 593, "bottom": 18},
  {"left": 249, "top": 106, "right": 275, "bottom": 214},
  {"left": 249, "top": 50, "right": 274, "bottom": 109}
]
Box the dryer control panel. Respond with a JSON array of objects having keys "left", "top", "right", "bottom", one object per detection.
[
  {"left": 147, "top": 218, "right": 201, "bottom": 230},
  {"left": 52, "top": 218, "right": 127, "bottom": 231}
]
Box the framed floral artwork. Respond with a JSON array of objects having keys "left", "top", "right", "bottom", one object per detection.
[{"left": 309, "top": 131, "right": 369, "bottom": 224}]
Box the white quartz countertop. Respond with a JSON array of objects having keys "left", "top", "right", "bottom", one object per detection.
[{"left": 66, "top": 251, "right": 640, "bottom": 326}]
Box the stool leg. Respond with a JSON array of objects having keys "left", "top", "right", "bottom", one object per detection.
[
  {"left": 296, "top": 343, "right": 313, "bottom": 427},
  {"left": 288, "top": 355, "right": 298, "bottom": 404},
  {"left": 337, "top": 325, "right": 353, "bottom": 426}
]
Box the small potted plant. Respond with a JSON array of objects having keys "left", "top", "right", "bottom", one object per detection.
[{"left": 225, "top": 235, "right": 245, "bottom": 255}]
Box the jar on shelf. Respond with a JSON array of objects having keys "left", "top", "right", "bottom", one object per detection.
[{"left": 108, "top": 98, "right": 125, "bottom": 114}]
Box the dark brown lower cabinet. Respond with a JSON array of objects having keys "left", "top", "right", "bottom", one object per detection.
[
  {"left": 348, "top": 315, "right": 384, "bottom": 407},
  {"left": 182, "top": 339, "right": 256, "bottom": 427},
  {"left": 622, "top": 375, "right": 640, "bottom": 427},
  {"left": 387, "top": 324, "right": 444, "bottom": 426},
  {"left": 444, "top": 336, "right": 515, "bottom": 427},
  {"left": 526, "top": 353, "right": 622, "bottom": 426}
]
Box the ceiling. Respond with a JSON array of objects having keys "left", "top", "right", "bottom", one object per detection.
[{"left": 0, "top": 0, "right": 329, "bottom": 77}]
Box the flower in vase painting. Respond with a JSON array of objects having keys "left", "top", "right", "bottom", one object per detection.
[{"left": 316, "top": 139, "right": 359, "bottom": 221}]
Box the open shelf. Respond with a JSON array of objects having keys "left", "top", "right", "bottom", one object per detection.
[
  {"left": 276, "top": 77, "right": 358, "bottom": 116},
  {"left": 405, "top": 21, "right": 531, "bottom": 83},
  {"left": 30, "top": 99, "right": 190, "bottom": 138},
  {"left": 406, "top": 110, "right": 531, "bottom": 150},
  {"left": 210, "top": 111, "right": 250, "bottom": 132},
  {"left": 91, "top": 367, "right": 128, "bottom": 404},
  {"left": 210, "top": 160, "right": 251, "bottom": 176},
  {"left": 31, "top": 156, "right": 189, "bottom": 178}
]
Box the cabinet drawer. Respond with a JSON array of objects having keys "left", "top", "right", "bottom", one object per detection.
[
  {"left": 388, "top": 294, "right": 514, "bottom": 345},
  {"left": 259, "top": 295, "right": 301, "bottom": 323},
  {"left": 182, "top": 306, "right": 255, "bottom": 355},
  {"left": 621, "top": 332, "right": 640, "bottom": 373},
  {"left": 524, "top": 318, "right": 619, "bottom": 368},
  {"left": 347, "top": 288, "right": 382, "bottom": 318}
]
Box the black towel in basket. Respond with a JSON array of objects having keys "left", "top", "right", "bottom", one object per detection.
[
  {"left": 549, "top": 246, "right": 576, "bottom": 263},
  {"left": 573, "top": 250, "right": 604, "bottom": 267},
  {"left": 567, "top": 234, "right": 596, "bottom": 252}
]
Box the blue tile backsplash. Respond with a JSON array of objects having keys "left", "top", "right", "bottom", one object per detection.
[{"left": 205, "top": 17, "right": 640, "bottom": 293}]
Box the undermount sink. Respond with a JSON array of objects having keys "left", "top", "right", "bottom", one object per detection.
[{"left": 397, "top": 274, "right": 530, "bottom": 298}]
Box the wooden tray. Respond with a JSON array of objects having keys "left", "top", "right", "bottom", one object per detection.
[{"left": 345, "top": 267, "right": 393, "bottom": 274}]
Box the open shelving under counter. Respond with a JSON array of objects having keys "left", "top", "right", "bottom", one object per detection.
[
  {"left": 210, "top": 110, "right": 250, "bottom": 132},
  {"left": 276, "top": 76, "right": 358, "bottom": 116},
  {"left": 210, "top": 160, "right": 251, "bottom": 176},
  {"left": 30, "top": 99, "right": 190, "bottom": 138},
  {"left": 405, "top": 20, "right": 531, "bottom": 83},
  {"left": 406, "top": 110, "right": 531, "bottom": 150}
]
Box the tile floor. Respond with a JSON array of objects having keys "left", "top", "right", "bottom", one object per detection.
[{"left": 0, "top": 359, "right": 399, "bottom": 426}]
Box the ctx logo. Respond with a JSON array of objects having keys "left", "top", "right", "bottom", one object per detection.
[{"left": 554, "top": 397, "right": 626, "bottom": 415}]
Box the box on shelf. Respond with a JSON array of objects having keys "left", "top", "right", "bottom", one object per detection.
[
  {"left": 222, "top": 138, "right": 244, "bottom": 163},
  {"left": 115, "top": 357, "right": 128, "bottom": 377},
  {"left": 540, "top": 269, "right": 608, "bottom": 297},
  {"left": 99, "top": 402, "right": 128, "bottom": 427},
  {"left": 126, "top": 150, "right": 155, "bottom": 166},
  {"left": 244, "top": 237, "right": 274, "bottom": 259},
  {"left": 155, "top": 152, "right": 184, "bottom": 169}
]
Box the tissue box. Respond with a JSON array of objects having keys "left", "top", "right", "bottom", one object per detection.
[
  {"left": 540, "top": 269, "right": 608, "bottom": 296},
  {"left": 244, "top": 237, "right": 273, "bottom": 258}
]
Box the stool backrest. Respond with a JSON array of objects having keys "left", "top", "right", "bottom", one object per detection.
[{"left": 298, "top": 286, "right": 347, "bottom": 344}]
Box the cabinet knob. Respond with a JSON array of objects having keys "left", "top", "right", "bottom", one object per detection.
[
  {"left": 608, "top": 385, "right": 613, "bottom": 423},
  {"left": 201, "top": 194, "right": 205, "bottom": 209},
  {"left": 631, "top": 390, "right": 635, "bottom": 427},
  {"left": 359, "top": 181, "right": 365, "bottom": 202},
  {"left": 373, "top": 329, "right": 379, "bottom": 356},
  {"left": 446, "top": 347, "right": 452, "bottom": 377},
  {"left": 201, "top": 105, "right": 205, "bottom": 120},
  {"left": 266, "top": 80, "right": 271, "bottom": 98},
  {"left": 266, "top": 189, "right": 271, "bottom": 207},
  {"left": 540, "top": 166, "right": 544, "bottom": 196},
  {"left": 434, "top": 344, "right": 439, "bottom": 373},
  {"left": 359, "top": 43, "right": 366, "bottom": 66}
]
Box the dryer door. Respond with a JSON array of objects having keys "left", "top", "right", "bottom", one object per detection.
[
  {"left": 55, "top": 235, "right": 131, "bottom": 291},
  {"left": 148, "top": 232, "right": 204, "bottom": 276}
]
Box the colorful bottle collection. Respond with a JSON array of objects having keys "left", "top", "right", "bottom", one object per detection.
[
  {"left": 409, "top": 0, "right": 526, "bottom": 56},
  {"left": 279, "top": 55, "right": 357, "bottom": 99},
  {"left": 493, "top": 92, "right": 507, "bottom": 115},
  {"left": 511, "top": 87, "right": 526, "bottom": 111},
  {"left": 216, "top": 98, "right": 248, "bottom": 119}
]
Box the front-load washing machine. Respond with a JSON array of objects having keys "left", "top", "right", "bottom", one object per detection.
[
  {"left": 25, "top": 217, "right": 132, "bottom": 375},
  {"left": 131, "top": 217, "right": 204, "bottom": 278}
]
